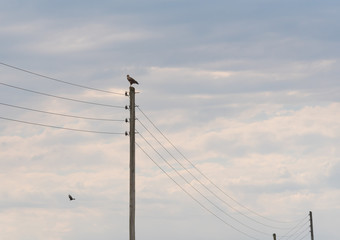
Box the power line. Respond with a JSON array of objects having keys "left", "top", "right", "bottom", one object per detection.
[
  {"left": 136, "top": 141, "right": 262, "bottom": 240},
  {"left": 0, "top": 82, "right": 125, "bottom": 109},
  {"left": 297, "top": 231, "right": 310, "bottom": 240},
  {"left": 0, "top": 102, "right": 125, "bottom": 122},
  {"left": 136, "top": 106, "right": 303, "bottom": 225},
  {"left": 137, "top": 109, "right": 312, "bottom": 239},
  {"left": 0, "top": 61, "right": 125, "bottom": 95},
  {"left": 277, "top": 216, "right": 310, "bottom": 240},
  {"left": 137, "top": 118, "right": 290, "bottom": 230},
  {"left": 289, "top": 225, "right": 310, "bottom": 240},
  {"left": 137, "top": 131, "right": 271, "bottom": 237},
  {"left": 0, "top": 116, "right": 125, "bottom": 135}
]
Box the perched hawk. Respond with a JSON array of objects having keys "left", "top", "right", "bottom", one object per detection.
[
  {"left": 127, "top": 75, "right": 139, "bottom": 85},
  {"left": 68, "top": 194, "right": 75, "bottom": 201}
]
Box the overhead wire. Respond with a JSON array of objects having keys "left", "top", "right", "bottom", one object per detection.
[
  {"left": 137, "top": 118, "right": 290, "bottom": 230},
  {"left": 297, "top": 231, "right": 310, "bottom": 240},
  {"left": 289, "top": 225, "right": 310, "bottom": 240},
  {"left": 135, "top": 103, "right": 313, "bottom": 240},
  {"left": 0, "top": 116, "right": 126, "bottom": 135},
  {"left": 0, "top": 102, "right": 125, "bottom": 122},
  {"left": 136, "top": 105, "right": 305, "bottom": 225},
  {"left": 0, "top": 61, "right": 125, "bottom": 95},
  {"left": 0, "top": 82, "right": 124, "bottom": 108},
  {"left": 277, "top": 216, "right": 310, "bottom": 240},
  {"left": 137, "top": 124, "right": 311, "bottom": 239},
  {"left": 136, "top": 141, "right": 262, "bottom": 240},
  {"left": 0, "top": 64, "right": 127, "bottom": 133},
  {"left": 137, "top": 131, "right": 271, "bottom": 237}
]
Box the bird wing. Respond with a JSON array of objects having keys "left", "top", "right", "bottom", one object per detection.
[{"left": 127, "top": 75, "right": 139, "bottom": 85}]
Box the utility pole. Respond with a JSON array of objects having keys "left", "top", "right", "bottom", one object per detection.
[
  {"left": 309, "top": 211, "right": 314, "bottom": 240},
  {"left": 129, "top": 86, "right": 136, "bottom": 240},
  {"left": 273, "top": 233, "right": 276, "bottom": 240}
]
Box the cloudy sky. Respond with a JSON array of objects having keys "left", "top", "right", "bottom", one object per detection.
[{"left": 1, "top": 0, "right": 339, "bottom": 239}]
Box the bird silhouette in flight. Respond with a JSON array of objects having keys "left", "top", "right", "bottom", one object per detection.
[
  {"left": 68, "top": 194, "right": 75, "bottom": 201},
  {"left": 127, "top": 75, "right": 139, "bottom": 85}
]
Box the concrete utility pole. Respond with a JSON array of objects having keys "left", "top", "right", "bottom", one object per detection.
[
  {"left": 309, "top": 211, "right": 314, "bottom": 240},
  {"left": 129, "top": 86, "right": 136, "bottom": 240}
]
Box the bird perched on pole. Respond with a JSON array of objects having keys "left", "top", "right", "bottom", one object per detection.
[{"left": 127, "top": 75, "right": 139, "bottom": 85}]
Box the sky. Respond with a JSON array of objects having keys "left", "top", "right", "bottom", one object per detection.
[{"left": 0, "top": 0, "right": 339, "bottom": 239}]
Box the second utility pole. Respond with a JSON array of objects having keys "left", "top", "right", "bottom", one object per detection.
[
  {"left": 129, "top": 86, "right": 136, "bottom": 240},
  {"left": 309, "top": 211, "right": 314, "bottom": 240}
]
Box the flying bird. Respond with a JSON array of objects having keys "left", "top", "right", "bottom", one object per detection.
[
  {"left": 127, "top": 75, "right": 139, "bottom": 85},
  {"left": 68, "top": 194, "right": 75, "bottom": 201}
]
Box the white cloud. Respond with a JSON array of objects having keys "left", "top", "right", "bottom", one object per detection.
[
  {"left": 0, "top": 22, "right": 44, "bottom": 35},
  {"left": 28, "top": 23, "right": 153, "bottom": 54}
]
